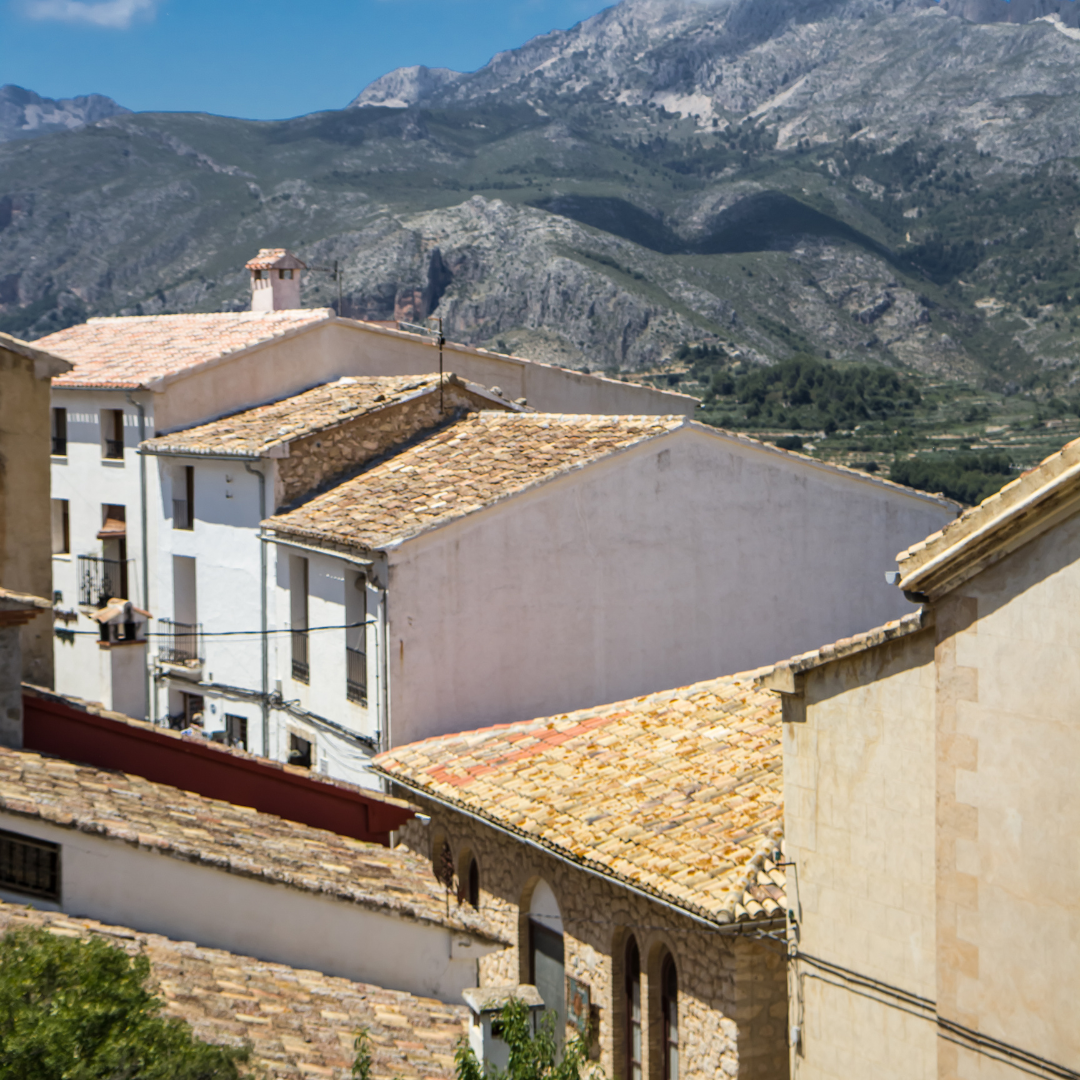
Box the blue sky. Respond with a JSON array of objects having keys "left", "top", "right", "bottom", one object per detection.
[{"left": 1, "top": 0, "right": 612, "bottom": 119}]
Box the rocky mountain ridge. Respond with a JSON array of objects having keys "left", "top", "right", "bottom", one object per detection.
[
  {"left": 0, "top": 84, "right": 128, "bottom": 143},
  {"left": 1, "top": 0, "right": 1079, "bottom": 391}
]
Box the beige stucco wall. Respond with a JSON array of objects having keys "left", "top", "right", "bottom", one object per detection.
[
  {"left": 396, "top": 803, "right": 788, "bottom": 1080},
  {"left": 932, "top": 516, "right": 1080, "bottom": 1079},
  {"left": 785, "top": 629, "right": 939, "bottom": 1080},
  {"left": 154, "top": 320, "right": 692, "bottom": 435},
  {"left": 787, "top": 509, "right": 1080, "bottom": 1080},
  {"left": 385, "top": 425, "right": 955, "bottom": 747},
  {"left": 0, "top": 344, "right": 54, "bottom": 686}
]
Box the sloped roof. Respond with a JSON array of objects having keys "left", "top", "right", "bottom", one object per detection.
[
  {"left": 0, "top": 330, "right": 72, "bottom": 376},
  {"left": 897, "top": 435, "right": 1080, "bottom": 599},
  {"left": 373, "top": 671, "right": 785, "bottom": 927},
  {"left": 0, "top": 901, "right": 465, "bottom": 1080},
  {"left": 264, "top": 413, "right": 686, "bottom": 551},
  {"left": 245, "top": 248, "right": 307, "bottom": 271},
  {"left": 0, "top": 746, "right": 498, "bottom": 940},
  {"left": 142, "top": 375, "right": 444, "bottom": 457},
  {"left": 42, "top": 309, "right": 333, "bottom": 390}
]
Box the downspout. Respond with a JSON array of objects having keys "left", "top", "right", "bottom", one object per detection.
[
  {"left": 127, "top": 391, "right": 151, "bottom": 722},
  {"left": 245, "top": 460, "right": 269, "bottom": 757}
]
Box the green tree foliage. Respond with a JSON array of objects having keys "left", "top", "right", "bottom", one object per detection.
[
  {"left": 889, "top": 451, "right": 1015, "bottom": 505},
  {"left": 0, "top": 927, "right": 248, "bottom": 1080},
  {"left": 453, "top": 999, "right": 602, "bottom": 1080},
  {"left": 687, "top": 350, "right": 922, "bottom": 431}
]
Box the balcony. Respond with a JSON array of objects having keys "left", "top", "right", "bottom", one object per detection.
[
  {"left": 51, "top": 436, "right": 67, "bottom": 456},
  {"left": 103, "top": 438, "right": 124, "bottom": 460},
  {"left": 346, "top": 647, "right": 367, "bottom": 705},
  {"left": 77, "top": 555, "right": 125, "bottom": 608},
  {"left": 291, "top": 630, "right": 309, "bottom": 683},
  {"left": 158, "top": 619, "right": 202, "bottom": 665},
  {"left": 173, "top": 499, "right": 193, "bottom": 531}
]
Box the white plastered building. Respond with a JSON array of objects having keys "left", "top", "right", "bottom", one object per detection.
[
  {"left": 41, "top": 258, "right": 691, "bottom": 731},
  {"left": 262, "top": 412, "right": 959, "bottom": 784}
]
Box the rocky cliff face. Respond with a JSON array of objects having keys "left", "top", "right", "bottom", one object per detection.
[{"left": 2, "top": 0, "right": 1079, "bottom": 385}]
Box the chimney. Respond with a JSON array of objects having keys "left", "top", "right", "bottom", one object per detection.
[{"left": 245, "top": 248, "right": 307, "bottom": 311}]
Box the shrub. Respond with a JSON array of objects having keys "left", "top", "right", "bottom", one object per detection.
[
  {"left": 453, "top": 998, "right": 602, "bottom": 1080},
  {"left": 0, "top": 926, "right": 248, "bottom": 1080},
  {"left": 889, "top": 451, "right": 1015, "bottom": 505}
]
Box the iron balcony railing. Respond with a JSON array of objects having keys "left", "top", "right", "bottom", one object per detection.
[
  {"left": 172, "top": 499, "right": 193, "bottom": 530},
  {"left": 77, "top": 555, "right": 125, "bottom": 608},
  {"left": 51, "top": 435, "right": 67, "bottom": 456},
  {"left": 346, "top": 647, "right": 367, "bottom": 704},
  {"left": 104, "top": 438, "right": 124, "bottom": 459},
  {"left": 291, "top": 630, "right": 309, "bottom": 683},
  {"left": 158, "top": 618, "right": 202, "bottom": 665}
]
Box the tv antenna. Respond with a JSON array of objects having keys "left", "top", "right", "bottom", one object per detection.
[{"left": 397, "top": 316, "right": 446, "bottom": 412}]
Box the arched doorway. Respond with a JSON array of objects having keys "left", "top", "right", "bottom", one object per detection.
[
  {"left": 528, "top": 879, "right": 565, "bottom": 1048},
  {"left": 625, "top": 936, "right": 643, "bottom": 1080}
]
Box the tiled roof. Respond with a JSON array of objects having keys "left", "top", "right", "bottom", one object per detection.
[
  {"left": 43, "top": 310, "right": 333, "bottom": 390},
  {"left": 142, "top": 375, "right": 444, "bottom": 457},
  {"left": 0, "top": 746, "right": 498, "bottom": 940},
  {"left": 264, "top": 413, "right": 686, "bottom": 551},
  {"left": 373, "top": 672, "right": 785, "bottom": 926},
  {"left": 245, "top": 248, "right": 307, "bottom": 271},
  {"left": 896, "top": 434, "right": 1080, "bottom": 598},
  {"left": 0, "top": 901, "right": 465, "bottom": 1080}
]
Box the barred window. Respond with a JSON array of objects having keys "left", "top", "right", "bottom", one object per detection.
[{"left": 0, "top": 829, "right": 60, "bottom": 901}]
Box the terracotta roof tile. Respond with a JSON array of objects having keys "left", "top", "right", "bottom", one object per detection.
[
  {"left": 0, "top": 901, "right": 465, "bottom": 1080},
  {"left": 42, "top": 310, "right": 333, "bottom": 389},
  {"left": 264, "top": 413, "right": 686, "bottom": 551},
  {"left": 0, "top": 746, "right": 498, "bottom": 940},
  {"left": 373, "top": 672, "right": 784, "bottom": 926},
  {"left": 142, "top": 375, "right": 444, "bottom": 457}
]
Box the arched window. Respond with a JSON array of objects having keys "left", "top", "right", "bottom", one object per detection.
[
  {"left": 625, "top": 937, "right": 642, "bottom": 1080},
  {"left": 661, "top": 953, "right": 678, "bottom": 1080},
  {"left": 528, "top": 880, "right": 565, "bottom": 1050},
  {"left": 467, "top": 857, "right": 479, "bottom": 909}
]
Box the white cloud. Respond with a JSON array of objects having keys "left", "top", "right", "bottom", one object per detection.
[{"left": 23, "top": 0, "right": 158, "bottom": 29}]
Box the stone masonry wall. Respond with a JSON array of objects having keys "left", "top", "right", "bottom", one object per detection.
[
  {"left": 396, "top": 803, "right": 788, "bottom": 1080},
  {"left": 276, "top": 381, "right": 508, "bottom": 509}
]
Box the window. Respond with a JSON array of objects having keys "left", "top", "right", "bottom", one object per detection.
[
  {"left": 51, "top": 407, "right": 67, "bottom": 456},
  {"left": 290, "top": 555, "right": 309, "bottom": 683},
  {"left": 661, "top": 954, "right": 679, "bottom": 1080},
  {"left": 625, "top": 938, "right": 642, "bottom": 1080},
  {"left": 224, "top": 714, "right": 247, "bottom": 750},
  {"left": 172, "top": 555, "right": 197, "bottom": 627},
  {"left": 101, "top": 409, "right": 124, "bottom": 459},
  {"left": 280, "top": 268, "right": 293, "bottom": 279},
  {"left": 0, "top": 829, "right": 60, "bottom": 901},
  {"left": 289, "top": 733, "right": 312, "bottom": 768},
  {"left": 467, "top": 857, "right": 480, "bottom": 909},
  {"left": 98, "top": 505, "right": 128, "bottom": 600},
  {"left": 173, "top": 465, "right": 194, "bottom": 530},
  {"left": 346, "top": 573, "right": 367, "bottom": 704},
  {"left": 51, "top": 499, "right": 69, "bottom": 555},
  {"left": 528, "top": 880, "right": 565, "bottom": 1051}
]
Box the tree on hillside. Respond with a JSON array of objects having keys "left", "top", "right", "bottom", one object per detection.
[{"left": 0, "top": 926, "right": 248, "bottom": 1080}]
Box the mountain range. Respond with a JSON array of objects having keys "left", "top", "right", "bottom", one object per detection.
[{"left": 2, "top": 0, "right": 1080, "bottom": 396}]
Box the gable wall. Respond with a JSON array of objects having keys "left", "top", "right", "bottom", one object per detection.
[{"left": 386, "top": 426, "right": 956, "bottom": 746}]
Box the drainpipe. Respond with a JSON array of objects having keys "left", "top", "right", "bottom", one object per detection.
[
  {"left": 245, "top": 460, "right": 270, "bottom": 757},
  {"left": 127, "top": 391, "right": 151, "bottom": 722}
]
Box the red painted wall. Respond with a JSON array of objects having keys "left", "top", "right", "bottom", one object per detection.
[{"left": 22, "top": 691, "right": 413, "bottom": 844}]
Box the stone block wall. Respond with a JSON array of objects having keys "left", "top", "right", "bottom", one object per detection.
[
  {"left": 276, "top": 380, "right": 508, "bottom": 508},
  {"left": 396, "top": 801, "right": 788, "bottom": 1080}
]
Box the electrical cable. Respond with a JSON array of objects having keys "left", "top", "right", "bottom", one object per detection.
[{"left": 56, "top": 619, "right": 377, "bottom": 639}]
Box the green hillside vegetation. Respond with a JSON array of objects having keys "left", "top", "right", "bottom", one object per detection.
[{"left": 646, "top": 346, "right": 1080, "bottom": 505}]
